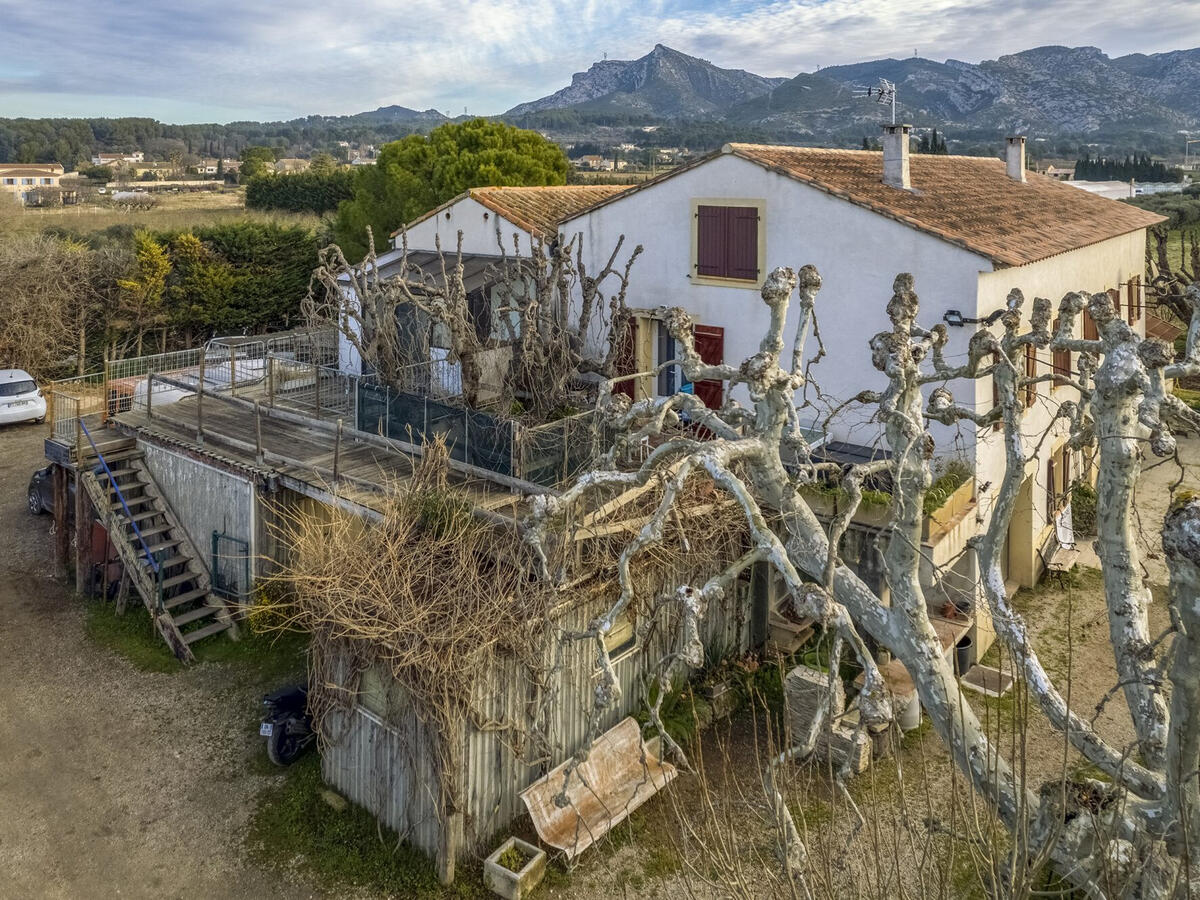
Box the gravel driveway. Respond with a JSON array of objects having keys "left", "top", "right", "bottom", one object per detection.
[{"left": 0, "top": 423, "right": 316, "bottom": 899}]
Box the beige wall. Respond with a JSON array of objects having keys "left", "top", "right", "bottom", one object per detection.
[{"left": 972, "top": 230, "right": 1146, "bottom": 586}]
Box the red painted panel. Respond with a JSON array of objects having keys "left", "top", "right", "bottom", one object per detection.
[
  {"left": 693, "top": 325, "right": 724, "bottom": 409},
  {"left": 613, "top": 318, "right": 637, "bottom": 400},
  {"left": 696, "top": 205, "right": 726, "bottom": 277},
  {"left": 727, "top": 207, "right": 759, "bottom": 280}
]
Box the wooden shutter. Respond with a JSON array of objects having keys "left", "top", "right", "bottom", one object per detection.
[
  {"left": 1063, "top": 447, "right": 1071, "bottom": 495},
  {"left": 1083, "top": 309, "right": 1098, "bottom": 341},
  {"left": 1047, "top": 458, "right": 1057, "bottom": 521},
  {"left": 1109, "top": 287, "right": 1120, "bottom": 319},
  {"left": 696, "top": 205, "right": 727, "bottom": 277},
  {"left": 696, "top": 205, "right": 758, "bottom": 280},
  {"left": 1051, "top": 317, "right": 1071, "bottom": 385},
  {"left": 693, "top": 325, "right": 725, "bottom": 409},
  {"left": 727, "top": 207, "right": 759, "bottom": 280},
  {"left": 991, "top": 351, "right": 1002, "bottom": 431},
  {"left": 1024, "top": 343, "right": 1037, "bottom": 406}
]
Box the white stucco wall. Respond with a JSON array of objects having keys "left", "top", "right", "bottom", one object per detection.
[
  {"left": 394, "top": 195, "right": 541, "bottom": 258},
  {"left": 971, "top": 230, "right": 1147, "bottom": 567},
  {"left": 564, "top": 152, "right": 991, "bottom": 447}
]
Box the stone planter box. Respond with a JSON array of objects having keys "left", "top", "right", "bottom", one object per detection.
[
  {"left": 923, "top": 478, "right": 975, "bottom": 541},
  {"left": 484, "top": 837, "right": 546, "bottom": 900}
]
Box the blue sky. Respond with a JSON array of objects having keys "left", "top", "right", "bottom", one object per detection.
[{"left": 2, "top": 0, "right": 1200, "bottom": 123}]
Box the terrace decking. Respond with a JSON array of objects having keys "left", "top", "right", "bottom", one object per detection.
[{"left": 107, "top": 389, "right": 535, "bottom": 520}]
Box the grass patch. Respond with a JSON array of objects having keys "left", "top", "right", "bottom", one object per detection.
[
  {"left": 248, "top": 754, "right": 483, "bottom": 897},
  {"left": 85, "top": 600, "right": 178, "bottom": 673},
  {"left": 84, "top": 598, "right": 307, "bottom": 685}
]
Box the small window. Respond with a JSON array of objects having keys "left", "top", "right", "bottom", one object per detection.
[
  {"left": 602, "top": 608, "right": 636, "bottom": 660},
  {"left": 695, "top": 203, "right": 760, "bottom": 282}
]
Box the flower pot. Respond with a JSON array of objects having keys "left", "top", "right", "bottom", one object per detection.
[
  {"left": 484, "top": 837, "right": 547, "bottom": 900},
  {"left": 955, "top": 635, "right": 974, "bottom": 677}
]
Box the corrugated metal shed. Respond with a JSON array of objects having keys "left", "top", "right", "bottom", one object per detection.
[
  {"left": 320, "top": 567, "right": 755, "bottom": 864},
  {"left": 139, "top": 443, "right": 256, "bottom": 598}
]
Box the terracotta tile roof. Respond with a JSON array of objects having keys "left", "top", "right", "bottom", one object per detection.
[
  {"left": 723, "top": 144, "right": 1165, "bottom": 267},
  {"left": 397, "top": 185, "right": 632, "bottom": 240},
  {"left": 567, "top": 144, "right": 1166, "bottom": 269}
]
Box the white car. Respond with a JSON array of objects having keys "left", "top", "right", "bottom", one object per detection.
[{"left": 0, "top": 370, "right": 47, "bottom": 425}]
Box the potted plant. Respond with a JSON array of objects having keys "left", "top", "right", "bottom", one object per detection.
[{"left": 484, "top": 836, "right": 547, "bottom": 900}]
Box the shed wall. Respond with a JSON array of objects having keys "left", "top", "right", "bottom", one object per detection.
[{"left": 138, "top": 442, "right": 257, "bottom": 599}]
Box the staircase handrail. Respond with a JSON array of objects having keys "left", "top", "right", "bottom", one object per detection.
[{"left": 78, "top": 420, "right": 160, "bottom": 577}]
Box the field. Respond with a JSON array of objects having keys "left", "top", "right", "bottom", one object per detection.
[{"left": 0, "top": 188, "right": 324, "bottom": 236}]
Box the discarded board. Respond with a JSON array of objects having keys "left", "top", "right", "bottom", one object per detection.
[
  {"left": 519, "top": 717, "right": 676, "bottom": 859},
  {"left": 960, "top": 664, "right": 1014, "bottom": 698}
]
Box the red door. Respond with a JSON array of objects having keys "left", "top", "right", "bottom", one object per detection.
[{"left": 692, "top": 325, "right": 724, "bottom": 409}]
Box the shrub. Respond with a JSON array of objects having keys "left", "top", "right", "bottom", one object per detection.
[{"left": 1072, "top": 480, "right": 1098, "bottom": 534}]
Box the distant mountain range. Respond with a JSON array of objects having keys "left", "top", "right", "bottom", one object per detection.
[
  {"left": 492, "top": 43, "right": 1200, "bottom": 141},
  {"left": 506, "top": 44, "right": 786, "bottom": 118}
]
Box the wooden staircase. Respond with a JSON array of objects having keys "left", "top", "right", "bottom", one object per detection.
[{"left": 79, "top": 441, "right": 239, "bottom": 661}]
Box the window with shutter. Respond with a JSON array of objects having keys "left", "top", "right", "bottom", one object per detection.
[
  {"left": 693, "top": 201, "right": 762, "bottom": 283},
  {"left": 1083, "top": 309, "right": 1098, "bottom": 340},
  {"left": 1109, "top": 287, "right": 1120, "bottom": 320}
]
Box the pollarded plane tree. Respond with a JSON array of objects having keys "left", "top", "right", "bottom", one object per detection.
[
  {"left": 304, "top": 228, "right": 641, "bottom": 419},
  {"left": 524, "top": 264, "right": 1200, "bottom": 897}
]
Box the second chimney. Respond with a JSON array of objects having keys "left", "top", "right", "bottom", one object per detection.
[
  {"left": 1006, "top": 136, "right": 1026, "bottom": 182},
  {"left": 881, "top": 124, "right": 912, "bottom": 190}
]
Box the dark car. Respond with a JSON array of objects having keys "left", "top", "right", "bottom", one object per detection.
[{"left": 27, "top": 465, "right": 72, "bottom": 516}]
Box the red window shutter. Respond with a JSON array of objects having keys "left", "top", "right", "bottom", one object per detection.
[
  {"left": 696, "top": 205, "right": 758, "bottom": 280},
  {"left": 1083, "top": 309, "right": 1098, "bottom": 341},
  {"left": 727, "top": 206, "right": 759, "bottom": 280},
  {"left": 1024, "top": 344, "right": 1037, "bottom": 406},
  {"left": 1047, "top": 458, "right": 1057, "bottom": 521},
  {"left": 1051, "top": 317, "right": 1071, "bottom": 383},
  {"left": 1109, "top": 287, "right": 1120, "bottom": 318},
  {"left": 696, "top": 205, "right": 727, "bottom": 277},
  {"left": 991, "top": 351, "right": 1002, "bottom": 431}
]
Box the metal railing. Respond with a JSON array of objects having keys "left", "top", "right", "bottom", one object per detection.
[{"left": 79, "top": 419, "right": 164, "bottom": 610}]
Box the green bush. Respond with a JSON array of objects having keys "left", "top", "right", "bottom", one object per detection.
[
  {"left": 246, "top": 170, "right": 355, "bottom": 214},
  {"left": 1071, "top": 480, "right": 1098, "bottom": 534}
]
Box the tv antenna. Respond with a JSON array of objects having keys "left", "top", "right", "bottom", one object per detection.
[{"left": 854, "top": 78, "right": 897, "bottom": 124}]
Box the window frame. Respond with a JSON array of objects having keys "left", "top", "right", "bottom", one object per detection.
[{"left": 690, "top": 198, "right": 766, "bottom": 289}]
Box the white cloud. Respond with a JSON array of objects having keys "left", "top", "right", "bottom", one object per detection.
[{"left": 1, "top": 0, "right": 1199, "bottom": 121}]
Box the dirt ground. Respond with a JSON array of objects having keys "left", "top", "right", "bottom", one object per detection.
[{"left": 0, "top": 423, "right": 317, "bottom": 899}]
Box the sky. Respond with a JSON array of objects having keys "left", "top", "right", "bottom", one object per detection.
[{"left": 2, "top": 0, "right": 1200, "bottom": 123}]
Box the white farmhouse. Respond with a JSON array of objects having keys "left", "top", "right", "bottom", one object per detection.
[{"left": 562, "top": 128, "right": 1164, "bottom": 588}]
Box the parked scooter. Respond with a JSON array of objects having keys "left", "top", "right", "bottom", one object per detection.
[{"left": 259, "top": 683, "right": 315, "bottom": 766}]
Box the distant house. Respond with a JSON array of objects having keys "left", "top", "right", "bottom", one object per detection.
[
  {"left": 575, "top": 154, "right": 614, "bottom": 171},
  {"left": 91, "top": 151, "right": 144, "bottom": 166},
  {"left": 0, "top": 163, "right": 72, "bottom": 206},
  {"left": 274, "top": 158, "right": 310, "bottom": 173},
  {"left": 349, "top": 157, "right": 375, "bottom": 166},
  {"left": 1044, "top": 165, "right": 1074, "bottom": 180}
]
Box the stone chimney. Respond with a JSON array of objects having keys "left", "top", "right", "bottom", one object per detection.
[
  {"left": 881, "top": 124, "right": 911, "bottom": 190},
  {"left": 1005, "top": 136, "right": 1026, "bottom": 182}
]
